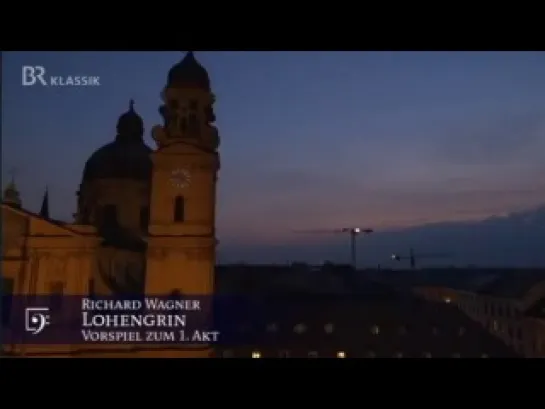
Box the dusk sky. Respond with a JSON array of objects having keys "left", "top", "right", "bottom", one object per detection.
[{"left": 3, "top": 51, "right": 545, "bottom": 252}]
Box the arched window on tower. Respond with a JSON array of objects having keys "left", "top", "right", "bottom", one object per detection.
[
  {"left": 101, "top": 205, "right": 118, "bottom": 228},
  {"left": 187, "top": 113, "right": 199, "bottom": 137},
  {"left": 88, "top": 279, "right": 96, "bottom": 299},
  {"left": 187, "top": 100, "right": 200, "bottom": 137},
  {"left": 174, "top": 196, "right": 185, "bottom": 222},
  {"left": 49, "top": 281, "right": 64, "bottom": 311},
  {"left": 204, "top": 105, "right": 215, "bottom": 123}
]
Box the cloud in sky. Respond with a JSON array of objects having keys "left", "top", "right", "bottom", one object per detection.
[{"left": 218, "top": 205, "right": 545, "bottom": 267}]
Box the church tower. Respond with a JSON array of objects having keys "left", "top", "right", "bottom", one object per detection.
[{"left": 145, "top": 52, "right": 220, "bottom": 296}]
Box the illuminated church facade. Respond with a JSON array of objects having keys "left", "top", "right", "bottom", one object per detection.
[{"left": 2, "top": 52, "right": 219, "bottom": 357}]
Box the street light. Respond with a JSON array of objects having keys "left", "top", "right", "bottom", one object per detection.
[{"left": 344, "top": 227, "right": 373, "bottom": 269}]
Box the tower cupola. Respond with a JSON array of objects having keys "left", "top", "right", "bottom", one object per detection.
[
  {"left": 153, "top": 52, "right": 219, "bottom": 151},
  {"left": 167, "top": 51, "right": 211, "bottom": 91}
]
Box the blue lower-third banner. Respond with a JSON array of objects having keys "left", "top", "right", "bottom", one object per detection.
[
  {"left": 2, "top": 294, "right": 358, "bottom": 346},
  {"left": 1, "top": 295, "right": 223, "bottom": 345}
]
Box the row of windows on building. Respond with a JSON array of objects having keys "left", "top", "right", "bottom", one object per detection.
[
  {"left": 449, "top": 295, "right": 545, "bottom": 357},
  {"left": 259, "top": 323, "right": 468, "bottom": 336},
  {"left": 221, "top": 350, "right": 489, "bottom": 358},
  {"left": 452, "top": 297, "right": 527, "bottom": 343},
  {"left": 454, "top": 297, "right": 519, "bottom": 319},
  {"left": 488, "top": 319, "right": 524, "bottom": 340},
  {"left": 92, "top": 197, "right": 186, "bottom": 229}
]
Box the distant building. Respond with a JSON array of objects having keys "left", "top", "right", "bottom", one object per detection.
[{"left": 412, "top": 269, "right": 545, "bottom": 357}]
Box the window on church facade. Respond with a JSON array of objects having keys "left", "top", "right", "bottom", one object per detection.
[
  {"left": 1, "top": 278, "right": 14, "bottom": 326},
  {"left": 140, "top": 206, "right": 149, "bottom": 230},
  {"left": 89, "top": 279, "right": 95, "bottom": 298},
  {"left": 80, "top": 206, "right": 90, "bottom": 224},
  {"left": 174, "top": 196, "right": 185, "bottom": 222},
  {"left": 169, "top": 290, "right": 182, "bottom": 300},
  {"left": 49, "top": 281, "right": 64, "bottom": 311}
]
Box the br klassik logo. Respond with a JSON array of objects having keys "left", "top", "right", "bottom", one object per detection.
[{"left": 22, "top": 65, "right": 101, "bottom": 87}]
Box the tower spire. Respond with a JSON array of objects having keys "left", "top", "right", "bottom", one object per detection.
[
  {"left": 8, "top": 167, "right": 17, "bottom": 184},
  {"left": 39, "top": 186, "right": 50, "bottom": 219},
  {"left": 3, "top": 170, "right": 22, "bottom": 208}
]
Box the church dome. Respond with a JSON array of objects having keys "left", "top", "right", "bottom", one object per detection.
[
  {"left": 82, "top": 101, "right": 152, "bottom": 183},
  {"left": 167, "top": 51, "right": 210, "bottom": 90},
  {"left": 82, "top": 142, "right": 152, "bottom": 182}
]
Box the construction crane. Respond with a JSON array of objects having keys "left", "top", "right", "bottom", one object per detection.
[
  {"left": 294, "top": 227, "right": 374, "bottom": 269},
  {"left": 391, "top": 247, "right": 451, "bottom": 269}
]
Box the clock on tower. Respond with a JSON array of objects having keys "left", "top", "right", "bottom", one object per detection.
[{"left": 170, "top": 168, "right": 191, "bottom": 189}]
